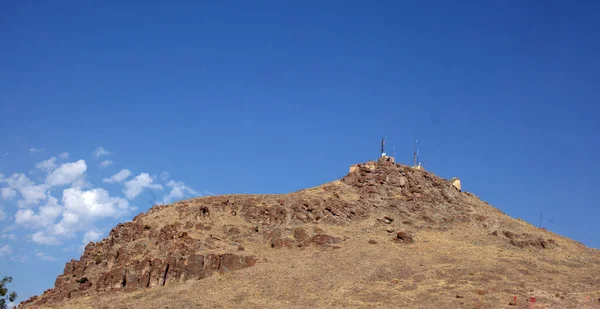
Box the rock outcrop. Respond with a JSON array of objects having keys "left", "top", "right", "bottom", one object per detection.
[{"left": 20, "top": 160, "right": 569, "bottom": 308}]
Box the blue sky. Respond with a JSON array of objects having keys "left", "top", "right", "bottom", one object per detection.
[{"left": 1, "top": 0, "right": 600, "bottom": 304}]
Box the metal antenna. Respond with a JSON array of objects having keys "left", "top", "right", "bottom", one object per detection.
[
  {"left": 413, "top": 140, "right": 418, "bottom": 167},
  {"left": 532, "top": 210, "right": 557, "bottom": 228},
  {"left": 381, "top": 137, "right": 386, "bottom": 157}
]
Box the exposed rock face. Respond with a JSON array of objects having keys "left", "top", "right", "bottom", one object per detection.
[
  {"left": 491, "top": 230, "right": 558, "bottom": 249},
  {"left": 20, "top": 160, "right": 560, "bottom": 308},
  {"left": 451, "top": 177, "right": 461, "bottom": 191},
  {"left": 20, "top": 220, "right": 258, "bottom": 307}
]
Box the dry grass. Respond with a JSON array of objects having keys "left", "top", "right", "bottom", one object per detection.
[
  {"left": 25, "top": 162, "right": 600, "bottom": 309},
  {"left": 44, "top": 212, "right": 600, "bottom": 309}
]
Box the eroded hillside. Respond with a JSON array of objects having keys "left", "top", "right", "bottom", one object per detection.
[{"left": 20, "top": 160, "right": 600, "bottom": 309}]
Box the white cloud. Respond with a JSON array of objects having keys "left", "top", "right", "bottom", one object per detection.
[
  {"left": 1, "top": 173, "right": 48, "bottom": 207},
  {"left": 17, "top": 186, "right": 134, "bottom": 245},
  {"left": 35, "top": 156, "right": 57, "bottom": 171},
  {"left": 16, "top": 184, "right": 49, "bottom": 207},
  {"left": 0, "top": 244, "right": 12, "bottom": 257},
  {"left": 1, "top": 187, "right": 17, "bottom": 200},
  {"left": 15, "top": 209, "right": 35, "bottom": 225},
  {"left": 102, "top": 169, "right": 131, "bottom": 184},
  {"left": 46, "top": 160, "right": 87, "bottom": 187},
  {"left": 15, "top": 196, "right": 61, "bottom": 228},
  {"left": 93, "top": 147, "right": 110, "bottom": 158},
  {"left": 123, "top": 173, "right": 163, "bottom": 199},
  {"left": 99, "top": 160, "right": 113, "bottom": 168},
  {"left": 29, "top": 147, "right": 45, "bottom": 153},
  {"left": 162, "top": 180, "right": 199, "bottom": 204},
  {"left": 0, "top": 152, "right": 9, "bottom": 158},
  {"left": 35, "top": 251, "right": 58, "bottom": 261},
  {"left": 3, "top": 152, "right": 199, "bottom": 254},
  {"left": 10, "top": 255, "right": 27, "bottom": 263},
  {"left": 1, "top": 234, "right": 16, "bottom": 240},
  {"left": 83, "top": 229, "right": 102, "bottom": 245},
  {"left": 63, "top": 187, "right": 131, "bottom": 219},
  {"left": 32, "top": 231, "right": 61, "bottom": 245}
]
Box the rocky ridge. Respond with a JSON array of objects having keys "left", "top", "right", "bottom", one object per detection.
[{"left": 19, "top": 160, "right": 596, "bottom": 308}]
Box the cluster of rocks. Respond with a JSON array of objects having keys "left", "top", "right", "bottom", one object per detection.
[
  {"left": 268, "top": 226, "right": 343, "bottom": 249},
  {"left": 340, "top": 160, "right": 468, "bottom": 226},
  {"left": 492, "top": 230, "right": 558, "bottom": 249},
  {"left": 19, "top": 218, "right": 257, "bottom": 307},
  {"left": 21, "top": 207, "right": 347, "bottom": 307},
  {"left": 19, "top": 160, "right": 483, "bottom": 308}
]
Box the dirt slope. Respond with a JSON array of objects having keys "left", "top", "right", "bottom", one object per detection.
[{"left": 19, "top": 160, "right": 600, "bottom": 309}]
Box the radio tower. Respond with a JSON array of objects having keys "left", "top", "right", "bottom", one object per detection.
[{"left": 413, "top": 140, "right": 418, "bottom": 167}]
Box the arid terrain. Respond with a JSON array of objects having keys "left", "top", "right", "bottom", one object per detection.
[{"left": 19, "top": 160, "right": 600, "bottom": 309}]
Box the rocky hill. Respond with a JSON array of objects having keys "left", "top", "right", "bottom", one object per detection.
[{"left": 19, "top": 160, "right": 600, "bottom": 308}]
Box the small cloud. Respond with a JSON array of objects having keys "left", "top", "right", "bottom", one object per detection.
[
  {"left": 0, "top": 207, "right": 5, "bottom": 221},
  {"left": 0, "top": 152, "right": 9, "bottom": 158},
  {"left": 82, "top": 229, "right": 102, "bottom": 246},
  {"left": 18, "top": 187, "right": 134, "bottom": 246},
  {"left": 31, "top": 231, "right": 61, "bottom": 245},
  {"left": 35, "top": 251, "right": 58, "bottom": 261},
  {"left": 35, "top": 157, "right": 57, "bottom": 172},
  {"left": 58, "top": 152, "right": 69, "bottom": 159},
  {"left": 162, "top": 180, "right": 200, "bottom": 204},
  {"left": 0, "top": 244, "right": 12, "bottom": 257},
  {"left": 2, "top": 173, "right": 49, "bottom": 207},
  {"left": 30, "top": 147, "right": 45, "bottom": 153},
  {"left": 1, "top": 234, "right": 16, "bottom": 240},
  {"left": 10, "top": 255, "right": 27, "bottom": 263},
  {"left": 93, "top": 147, "right": 110, "bottom": 158},
  {"left": 62, "top": 187, "right": 133, "bottom": 220},
  {"left": 160, "top": 172, "right": 170, "bottom": 181},
  {"left": 99, "top": 160, "right": 113, "bottom": 168},
  {"left": 45, "top": 160, "right": 87, "bottom": 187},
  {"left": 123, "top": 173, "right": 163, "bottom": 200},
  {"left": 15, "top": 196, "right": 61, "bottom": 228},
  {"left": 0, "top": 187, "right": 16, "bottom": 200},
  {"left": 103, "top": 169, "right": 132, "bottom": 183}
]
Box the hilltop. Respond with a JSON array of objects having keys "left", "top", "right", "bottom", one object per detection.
[{"left": 19, "top": 160, "right": 600, "bottom": 308}]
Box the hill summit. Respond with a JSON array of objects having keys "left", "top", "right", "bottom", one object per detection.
[{"left": 20, "top": 160, "right": 600, "bottom": 308}]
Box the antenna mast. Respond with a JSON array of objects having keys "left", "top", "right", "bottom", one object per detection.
[
  {"left": 381, "top": 137, "right": 386, "bottom": 157},
  {"left": 413, "top": 140, "right": 418, "bottom": 167}
]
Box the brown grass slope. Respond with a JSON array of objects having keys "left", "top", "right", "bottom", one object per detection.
[{"left": 20, "top": 160, "right": 600, "bottom": 309}]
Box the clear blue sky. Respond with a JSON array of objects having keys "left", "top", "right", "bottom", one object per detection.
[{"left": 1, "top": 0, "right": 599, "bottom": 304}]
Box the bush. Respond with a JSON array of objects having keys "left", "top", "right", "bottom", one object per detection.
[{"left": 0, "top": 276, "right": 17, "bottom": 309}]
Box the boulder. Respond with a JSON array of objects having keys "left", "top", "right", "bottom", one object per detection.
[{"left": 395, "top": 231, "right": 414, "bottom": 243}]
